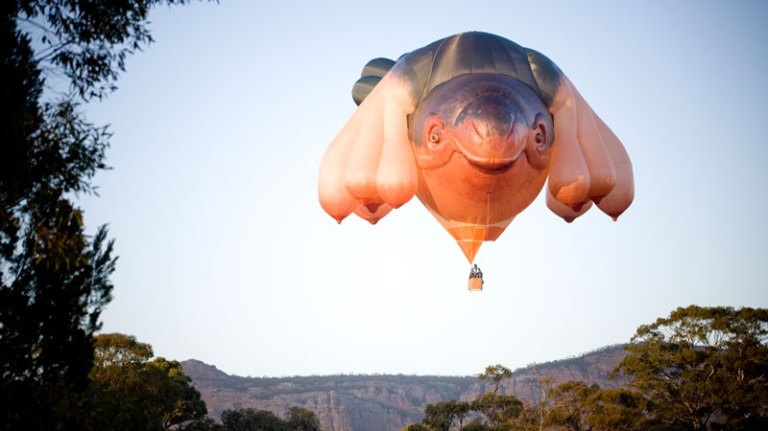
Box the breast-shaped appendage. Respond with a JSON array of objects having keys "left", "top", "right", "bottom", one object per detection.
[
  {"left": 571, "top": 85, "right": 616, "bottom": 202},
  {"left": 376, "top": 94, "right": 418, "bottom": 208},
  {"left": 547, "top": 183, "right": 593, "bottom": 223},
  {"left": 318, "top": 111, "right": 361, "bottom": 223},
  {"left": 319, "top": 64, "right": 418, "bottom": 223},
  {"left": 546, "top": 74, "right": 633, "bottom": 220},
  {"left": 547, "top": 80, "right": 592, "bottom": 210},
  {"left": 592, "top": 114, "right": 634, "bottom": 220},
  {"left": 354, "top": 202, "right": 393, "bottom": 225},
  {"left": 344, "top": 99, "right": 386, "bottom": 212}
]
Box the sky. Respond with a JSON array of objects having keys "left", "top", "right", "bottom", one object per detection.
[{"left": 79, "top": 0, "right": 768, "bottom": 377}]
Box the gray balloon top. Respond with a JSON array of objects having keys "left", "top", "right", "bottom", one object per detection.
[{"left": 353, "top": 32, "right": 564, "bottom": 108}]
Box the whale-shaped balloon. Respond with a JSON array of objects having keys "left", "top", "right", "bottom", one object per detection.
[{"left": 319, "top": 32, "right": 633, "bottom": 262}]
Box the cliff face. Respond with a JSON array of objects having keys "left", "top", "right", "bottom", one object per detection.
[
  {"left": 181, "top": 368, "right": 475, "bottom": 431},
  {"left": 182, "top": 345, "right": 628, "bottom": 431}
]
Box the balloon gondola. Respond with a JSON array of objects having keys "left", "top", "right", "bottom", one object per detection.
[{"left": 468, "top": 264, "right": 484, "bottom": 291}]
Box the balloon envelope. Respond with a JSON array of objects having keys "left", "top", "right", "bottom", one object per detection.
[{"left": 318, "top": 32, "right": 633, "bottom": 263}]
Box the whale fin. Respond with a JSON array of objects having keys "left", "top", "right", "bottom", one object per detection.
[{"left": 352, "top": 57, "right": 396, "bottom": 105}]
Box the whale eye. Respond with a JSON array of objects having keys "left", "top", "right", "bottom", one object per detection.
[{"left": 427, "top": 125, "right": 443, "bottom": 147}]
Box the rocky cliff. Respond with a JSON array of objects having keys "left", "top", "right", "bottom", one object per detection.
[{"left": 182, "top": 344, "right": 628, "bottom": 431}]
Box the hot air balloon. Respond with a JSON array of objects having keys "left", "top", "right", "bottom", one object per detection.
[{"left": 318, "top": 32, "right": 633, "bottom": 263}]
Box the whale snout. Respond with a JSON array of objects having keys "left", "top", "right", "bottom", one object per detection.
[{"left": 453, "top": 94, "right": 528, "bottom": 171}]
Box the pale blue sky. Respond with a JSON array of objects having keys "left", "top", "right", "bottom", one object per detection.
[{"left": 81, "top": 0, "right": 768, "bottom": 377}]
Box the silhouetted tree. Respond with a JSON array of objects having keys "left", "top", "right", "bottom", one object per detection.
[
  {"left": 614, "top": 305, "right": 768, "bottom": 430},
  {"left": 583, "top": 388, "right": 646, "bottom": 431},
  {"left": 178, "top": 417, "right": 224, "bottom": 431},
  {"left": 216, "top": 407, "right": 322, "bottom": 431},
  {"left": 86, "top": 333, "right": 207, "bottom": 431},
  {"left": 0, "top": 1, "right": 198, "bottom": 430},
  {"left": 176, "top": 417, "right": 225, "bottom": 431},
  {"left": 285, "top": 406, "right": 322, "bottom": 431},
  {"left": 422, "top": 400, "right": 472, "bottom": 431},
  {"left": 407, "top": 368, "right": 525, "bottom": 431},
  {"left": 478, "top": 364, "right": 513, "bottom": 395},
  {"left": 544, "top": 380, "right": 600, "bottom": 430},
  {"left": 405, "top": 306, "right": 768, "bottom": 431},
  {"left": 221, "top": 408, "right": 288, "bottom": 431}
]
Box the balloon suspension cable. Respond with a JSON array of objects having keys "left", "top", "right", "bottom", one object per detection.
[
  {"left": 469, "top": 191, "right": 491, "bottom": 278},
  {"left": 485, "top": 192, "right": 491, "bottom": 281},
  {"left": 486, "top": 191, "right": 491, "bottom": 228}
]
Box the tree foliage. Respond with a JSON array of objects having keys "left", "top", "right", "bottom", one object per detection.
[
  {"left": 87, "top": 333, "right": 207, "bottom": 431},
  {"left": 405, "top": 373, "right": 525, "bottom": 431},
  {"left": 0, "top": 1, "right": 198, "bottom": 429},
  {"left": 285, "top": 406, "right": 322, "bottom": 431},
  {"left": 18, "top": 0, "right": 193, "bottom": 101},
  {"left": 614, "top": 305, "right": 768, "bottom": 430},
  {"left": 478, "top": 364, "right": 513, "bottom": 395},
  {"left": 543, "top": 380, "right": 600, "bottom": 430},
  {"left": 407, "top": 306, "right": 768, "bottom": 431},
  {"left": 421, "top": 400, "right": 472, "bottom": 431},
  {"left": 471, "top": 393, "right": 523, "bottom": 429},
  {"left": 583, "top": 388, "right": 646, "bottom": 431},
  {"left": 177, "top": 406, "right": 322, "bottom": 431},
  {"left": 211, "top": 406, "right": 321, "bottom": 431}
]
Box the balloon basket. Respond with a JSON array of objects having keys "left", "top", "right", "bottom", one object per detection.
[{"left": 468, "top": 277, "right": 483, "bottom": 291}]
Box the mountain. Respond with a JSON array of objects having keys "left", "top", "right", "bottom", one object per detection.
[{"left": 182, "top": 344, "right": 628, "bottom": 431}]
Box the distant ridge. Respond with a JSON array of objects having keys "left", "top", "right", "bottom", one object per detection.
[
  {"left": 183, "top": 359, "right": 231, "bottom": 380},
  {"left": 182, "top": 344, "right": 628, "bottom": 431}
]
